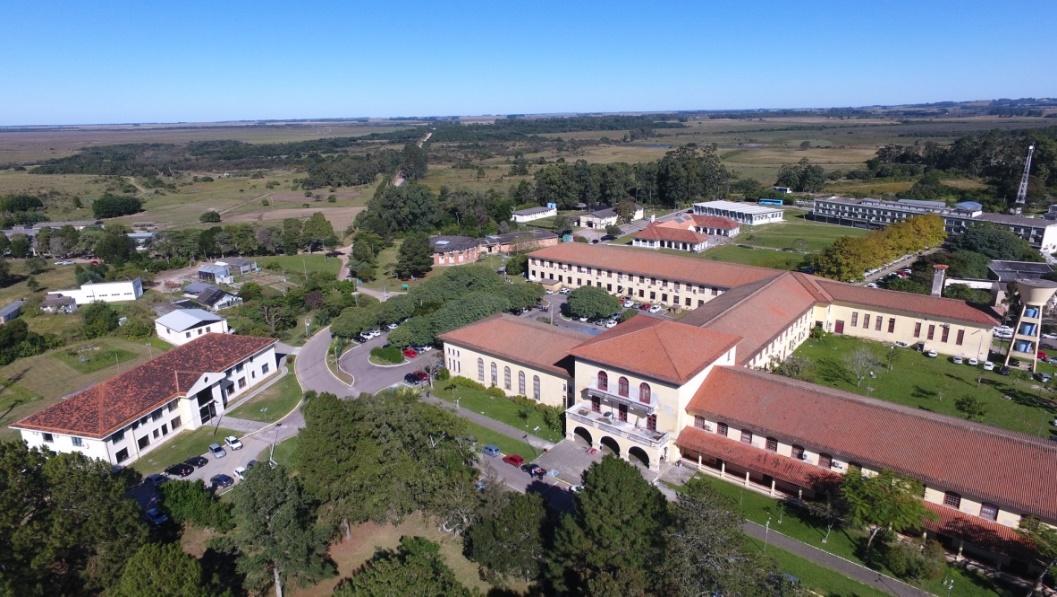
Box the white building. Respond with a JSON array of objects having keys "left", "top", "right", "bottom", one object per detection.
[
  {"left": 693, "top": 200, "right": 784, "bottom": 226},
  {"left": 155, "top": 309, "right": 229, "bottom": 346},
  {"left": 11, "top": 334, "right": 278, "bottom": 466},
  {"left": 511, "top": 205, "right": 557, "bottom": 223},
  {"left": 48, "top": 278, "right": 143, "bottom": 306}
]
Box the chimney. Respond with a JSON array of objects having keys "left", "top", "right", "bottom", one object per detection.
[{"left": 931, "top": 264, "right": 948, "bottom": 297}]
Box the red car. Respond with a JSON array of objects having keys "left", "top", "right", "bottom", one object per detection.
[
  {"left": 402, "top": 347, "right": 418, "bottom": 359},
  {"left": 638, "top": 303, "right": 651, "bottom": 311},
  {"left": 1038, "top": 351, "right": 1049, "bottom": 362},
  {"left": 502, "top": 454, "right": 524, "bottom": 467}
]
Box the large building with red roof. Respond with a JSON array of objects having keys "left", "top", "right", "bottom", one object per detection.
[
  {"left": 12, "top": 333, "right": 278, "bottom": 465},
  {"left": 438, "top": 243, "right": 1053, "bottom": 569}
]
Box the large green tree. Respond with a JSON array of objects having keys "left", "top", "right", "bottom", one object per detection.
[
  {"left": 333, "top": 536, "right": 470, "bottom": 596},
  {"left": 465, "top": 491, "right": 548, "bottom": 581},
  {"left": 566, "top": 286, "right": 620, "bottom": 320},
  {"left": 160, "top": 480, "right": 234, "bottom": 531},
  {"left": 951, "top": 222, "right": 1042, "bottom": 261},
  {"left": 547, "top": 456, "right": 668, "bottom": 594},
  {"left": 111, "top": 543, "right": 209, "bottom": 597},
  {"left": 394, "top": 232, "right": 433, "bottom": 279},
  {"left": 841, "top": 469, "right": 933, "bottom": 551}
]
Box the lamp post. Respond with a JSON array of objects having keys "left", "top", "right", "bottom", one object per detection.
[
  {"left": 764, "top": 514, "right": 772, "bottom": 554},
  {"left": 269, "top": 423, "right": 283, "bottom": 465}
]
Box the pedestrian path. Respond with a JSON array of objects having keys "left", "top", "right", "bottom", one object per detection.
[{"left": 422, "top": 392, "right": 554, "bottom": 451}]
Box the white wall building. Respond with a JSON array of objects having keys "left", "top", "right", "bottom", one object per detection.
[
  {"left": 48, "top": 278, "right": 143, "bottom": 305},
  {"left": 511, "top": 205, "right": 557, "bottom": 223},
  {"left": 693, "top": 200, "right": 784, "bottom": 226},
  {"left": 155, "top": 308, "right": 229, "bottom": 346}
]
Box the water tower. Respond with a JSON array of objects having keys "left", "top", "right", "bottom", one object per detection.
[{"left": 1004, "top": 278, "right": 1057, "bottom": 372}]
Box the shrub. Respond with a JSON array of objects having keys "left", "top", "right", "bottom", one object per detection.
[
  {"left": 159, "top": 480, "right": 234, "bottom": 531},
  {"left": 435, "top": 367, "right": 450, "bottom": 381},
  {"left": 92, "top": 194, "right": 143, "bottom": 218},
  {"left": 370, "top": 345, "right": 404, "bottom": 364},
  {"left": 882, "top": 539, "right": 945, "bottom": 581},
  {"left": 199, "top": 210, "right": 221, "bottom": 223}
]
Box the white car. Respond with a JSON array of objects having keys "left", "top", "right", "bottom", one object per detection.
[
  {"left": 925, "top": 350, "right": 938, "bottom": 358},
  {"left": 604, "top": 320, "right": 618, "bottom": 328},
  {"left": 622, "top": 300, "right": 636, "bottom": 308},
  {"left": 234, "top": 466, "right": 247, "bottom": 481},
  {"left": 951, "top": 356, "right": 963, "bottom": 365},
  {"left": 648, "top": 305, "right": 663, "bottom": 314},
  {"left": 993, "top": 326, "right": 1014, "bottom": 337},
  {"left": 415, "top": 345, "right": 432, "bottom": 353},
  {"left": 578, "top": 316, "right": 589, "bottom": 322},
  {"left": 386, "top": 323, "right": 398, "bottom": 330},
  {"left": 967, "top": 358, "right": 979, "bottom": 366},
  {"left": 224, "top": 435, "right": 243, "bottom": 450},
  {"left": 559, "top": 287, "right": 571, "bottom": 295},
  {"left": 983, "top": 361, "right": 995, "bottom": 371}
]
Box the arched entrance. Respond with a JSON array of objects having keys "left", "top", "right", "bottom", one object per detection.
[
  {"left": 573, "top": 426, "right": 593, "bottom": 447},
  {"left": 600, "top": 436, "right": 620, "bottom": 457},
  {"left": 628, "top": 446, "right": 650, "bottom": 470}
]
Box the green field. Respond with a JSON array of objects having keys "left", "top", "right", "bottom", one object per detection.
[
  {"left": 53, "top": 344, "right": 137, "bottom": 373},
  {"left": 737, "top": 211, "right": 868, "bottom": 252},
  {"left": 791, "top": 334, "right": 1057, "bottom": 437},
  {"left": 257, "top": 254, "right": 342, "bottom": 278},
  {"left": 744, "top": 538, "right": 887, "bottom": 597},
  {"left": 700, "top": 245, "right": 807, "bottom": 270},
  {"left": 463, "top": 419, "right": 540, "bottom": 460},
  {"left": 226, "top": 372, "right": 302, "bottom": 422},
  {"left": 132, "top": 425, "right": 239, "bottom": 474},
  {"left": 432, "top": 379, "right": 563, "bottom": 443}
]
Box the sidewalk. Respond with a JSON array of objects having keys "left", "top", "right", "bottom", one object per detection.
[{"left": 422, "top": 391, "right": 555, "bottom": 451}]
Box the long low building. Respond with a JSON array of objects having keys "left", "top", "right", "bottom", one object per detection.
[
  {"left": 11, "top": 334, "right": 278, "bottom": 465},
  {"left": 48, "top": 278, "right": 143, "bottom": 305},
  {"left": 694, "top": 200, "right": 784, "bottom": 226}
]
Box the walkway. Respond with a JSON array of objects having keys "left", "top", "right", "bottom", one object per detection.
[{"left": 422, "top": 391, "right": 555, "bottom": 451}]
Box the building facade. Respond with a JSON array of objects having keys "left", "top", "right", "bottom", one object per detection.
[
  {"left": 155, "top": 308, "right": 229, "bottom": 346},
  {"left": 48, "top": 278, "right": 143, "bottom": 305},
  {"left": 694, "top": 200, "right": 784, "bottom": 226},
  {"left": 511, "top": 205, "right": 557, "bottom": 223}
]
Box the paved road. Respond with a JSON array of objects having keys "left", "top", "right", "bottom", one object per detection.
[
  {"left": 337, "top": 333, "right": 441, "bottom": 394},
  {"left": 862, "top": 248, "right": 940, "bottom": 285},
  {"left": 295, "top": 326, "right": 356, "bottom": 397}
]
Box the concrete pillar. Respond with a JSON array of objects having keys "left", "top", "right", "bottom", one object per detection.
[
  {"left": 770, "top": 478, "right": 776, "bottom": 497},
  {"left": 956, "top": 541, "right": 964, "bottom": 562},
  {"left": 797, "top": 487, "right": 803, "bottom": 500},
  {"left": 744, "top": 470, "right": 750, "bottom": 487},
  {"left": 720, "top": 461, "right": 726, "bottom": 477}
]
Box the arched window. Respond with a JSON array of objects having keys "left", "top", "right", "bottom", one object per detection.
[
  {"left": 639, "top": 382, "right": 651, "bottom": 404},
  {"left": 490, "top": 362, "right": 498, "bottom": 387},
  {"left": 597, "top": 371, "right": 608, "bottom": 391},
  {"left": 532, "top": 375, "right": 541, "bottom": 400},
  {"left": 618, "top": 376, "right": 629, "bottom": 397},
  {"left": 477, "top": 358, "right": 484, "bottom": 382},
  {"left": 518, "top": 371, "right": 526, "bottom": 395},
  {"left": 503, "top": 366, "right": 511, "bottom": 390}
]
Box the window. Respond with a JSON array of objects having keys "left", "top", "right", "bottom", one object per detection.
[
  {"left": 639, "top": 382, "right": 651, "bottom": 404},
  {"left": 980, "top": 503, "right": 999, "bottom": 521},
  {"left": 792, "top": 444, "right": 805, "bottom": 460},
  {"left": 152, "top": 409, "right": 163, "bottom": 422},
  {"left": 740, "top": 430, "right": 752, "bottom": 444},
  {"left": 171, "top": 416, "right": 181, "bottom": 430},
  {"left": 532, "top": 375, "right": 541, "bottom": 400},
  {"left": 185, "top": 331, "right": 191, "bottom": 338},
  {"left": 43, "top": 433, "right": 54, "bottom": 443},
  {"left": 238, "top": 378, "right": 246, "bottom": 389},
  {"left": 818, "top": 453, "right": 833, "bottom": 468},
  {"left": 717, "top": 422, "right": 728, "bottom": 437},
  {"left": 875, "top": 316, "right": 882, "bottom": 331},
  {"left": 863, "top": 314, "right": 870, "bottom": 329},
  {"left": 591, "top": 396, "right": 601, "bottom": 412},
  {"left": 115, "top": 448, "right": 129, "bottom": 463},
  {"left": 914, "top": 322, "right": 921, "bottom": 338},
  {"left": 941, "top": 326, "right": 950, "bottom": 343},
  {"left": 504, "top": 366, "right": 511, "bottom": 390},
  {"left": 168, "top": 400, "right": 178, "bottom": 412},
  {"left": 262, "top": 363, "right": 270, "bottom": 375},
  {"left": 518, "top": 371, "right": 526, "bottom": 395},
  {"left": 943, "top": 491, "right": 962, "bottom": 508},
  {"left": 956, "top": 329, "right": 964, "bottom": 345},
  {"left": 152, "top": 429, "right": 160, "bottom": 439},
  {"left": 851, "top": 312, "right": 858, "bottom": 327},
  {"left": 597, "top": 371, "right": 608, "bottom": 391},
  {"left": 111, "top": 430, "right": 125, "bottom": 443},
  {"left": 138, "top": 436, "right": 150, "bottom": 449},
  {"left": 766, "top": 437, "right": 778, "bottom": 451},
  {"left": 618, "top": 377, "right": 629, "bottom": 397},
  {"left": 927, "top": 324, "right": 935, "bottom": 340},
  {"left": 888, "top": 318, "right": 896, "bottom": 333},
  {"left": 490, "top": 363, "right": 498, "bottom": 387},
  {"left": 618, "top": 404, "right": 628, "bottom": 422},
  {"left": 71, "top": 437, "right": 83, "bottom": 447},
  {"left": 477, "top": 358, "right": 484, "bottom": 382},
  {"left": 695, "top": 416, "right": 707, "bottom": 429},
  {"left": 646, "top": 415, "right": 657, "bottom": 431}
]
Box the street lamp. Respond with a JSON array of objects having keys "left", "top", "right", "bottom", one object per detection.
[{"left": 269, "top": 423, "right": 283, "bottom": 465}]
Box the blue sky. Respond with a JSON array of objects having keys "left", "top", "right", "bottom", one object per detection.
[{"left": 1, "top": 0, "right": 1055, "bottom": 125}]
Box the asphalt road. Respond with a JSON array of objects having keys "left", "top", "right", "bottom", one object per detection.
[{"left": 337, "top": 332, "right": 441, "bottom": 394}]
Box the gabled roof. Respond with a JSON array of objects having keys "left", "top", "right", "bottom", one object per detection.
[
  {"left": 633, "top": 224, "right": 707, "bottom": 244},
  {"left": 815, "top": 279, "right": 998, "bottom": 326},
  {"left": 198, "top": 264, "right": 230, "bottom": 276},
  {"left": 587, "top": 207, "right": 617, "bottom": 219},
  {"left": 13, "top": 334, "right": 277, "bottom": 439},
  {"left": 686, "top": 366, "right": 1057, "bottom": 521},
  {"left": 0, "top": 300, "right": 24, "bottom": 318},
  {"left": 437, "top": 314, "right": 588, "bottom": 377},
  {"left": 513, "top": 205, "right": 554, "bottom": 216},
  {"left": 155, "top": 308, "right": 223, "bottom": 332},
  {"left": 691, "top": 215, "right": 739, "bottom": 229},
  {"left": 430, "top": 235, "right": 480, "bottom": 252},
  {"left": 570, "top": 316, "right": 740, "bottom": 385},
  {"left": 197, "top": 287, "right": 236, "bottom": 307}
]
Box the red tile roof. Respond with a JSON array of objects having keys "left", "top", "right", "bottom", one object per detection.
[
  {"left": 570, "top": 316, "right": 741, "bottom": 385},
  {"left": 815, "top": 279, "right": 998, "bottom": 326},
  {"left": 13, "top": 334, "right": 277, "bottom": 439},
  {"left": 676, "top": 426, "right": 841, "bottom": 490},
  {"left": 633, "top": 224, "right": 707, "bottom": 244},
  {"left": 921, "top": 502, "right": 1027, "bottom": 550},
  {"left": 437, "top": 314, "right": 588, "bottom": 378},
  {"left": 691, "top": 215, "right": 739, "bottom": 229},
  {"left": 529, "top": 243, "right": 780, "bottom": 290},
  {"left": 686, "top": 367, "right": 1057, "bottom": 521}
]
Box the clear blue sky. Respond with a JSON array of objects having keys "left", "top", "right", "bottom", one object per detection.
[{"left": 2, "top": 0, "right": 1055, "bottom": 125}]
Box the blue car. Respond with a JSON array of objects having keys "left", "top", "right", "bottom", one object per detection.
[
  {"left": 210, "top": 474, "right": 234, "bottom": 489},
  {"left": 482, "top": 444, "right": 501, "bottom": 457}
]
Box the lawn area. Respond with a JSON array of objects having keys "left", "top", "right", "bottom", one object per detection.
[
  {"left": 463, "top": 419, "right": 540, "bottom": 459},
  {"left": 700, "top": 245, "right": 807, "bottom": 270},
  {"left": 432, "top": 379, "right": 564, "bottom": 442},
  {"left": 52, "top": 344, "right": 137, "bottom": 373},
  {"left": 359, "top": 240, "right": 436, "bottom": 292},
  {"left": 737, "top": 211, "right": 868, "bottom": 252},
  {"left": 132, "top": 425, "right": 239, "bottom": 474},
  {"left": 790, "top": 334, "right": 1057, "bottom": 437},
  {"left": 258, "top": 254, "right": 341, "bottom": 279},
  {"left": 259, "top": 435, "right": 299, "bottom": 470},
  {"left": 744, "top": 537, "right": 887, "bottom": 597},
  {"left": 226, "top": 372, "right": 302, "bottom": 422},
  {"left": 692, "top": 474, "right": 1015, "bottom": 597}
]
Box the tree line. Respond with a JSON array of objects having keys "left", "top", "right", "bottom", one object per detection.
[{"left": 812, "top": 214, "right": 947, "bottom": 281}]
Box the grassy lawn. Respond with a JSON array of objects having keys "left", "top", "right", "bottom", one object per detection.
[
  {"left": 258, "top": 254, "right": 341, "bottom": 279},
  {"left": 693, "top": 474, "right": 1014, "bottom": 597},
  {"left": 737, "top": 212, "right": 868, "bottom": 252},
  {"left": 259, "top": 435, "right": 299, "bottom": 470},
  {"left": 463, "top": 419, "right": 540, "bottom": 460},
  {"left": 744, "top": 537, "right": 887, "bottom": 597},
  {"left": 132, "top": 425, "right": 239, "bottom": 474},
  {"left": 226, "top": 372, "right": 302, "bottom": 422},
  {"left": 52, "top": 344, "right": 137, "bottom": 373},
  {"left": 432, "top": 380, "right": 564, "bottom": 442},
  {"left": 791, "top": 334, "right": 1057, "bottom": 437},
  {"left": 700, "top": 245, "right": 807, "bottom": 270}
]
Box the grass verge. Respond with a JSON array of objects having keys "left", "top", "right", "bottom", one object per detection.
[
  {"left": 744, "top": 537, "right": 887, "bottom": 597},
  {"left": 53, "top": 344, "right": 137, "bottom": 374},
  {"left": 463, "top": 419, "right": 540, "bottom": 459},
  {"left": 226, "top": 373, "right": 302, "bottom": 423},
  {"left": 433, "top": 379, "right": 563, "bottom": 442}
]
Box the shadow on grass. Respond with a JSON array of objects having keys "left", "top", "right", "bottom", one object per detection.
[
  {"left": 814, "top": 359, "right": 856, "bottom": 387},
  {"left": 911, "top": 385, "right": 939, "bottom": 400}
]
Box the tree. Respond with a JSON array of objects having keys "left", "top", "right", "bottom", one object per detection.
[
  {"left": 92, "top": 194, "right": 143, "bottom": 218},
  {"left": 199, "top": 210, "right": 221, "bottom": 223},
  {"left": 954, "top": 394, "right": 986, "bottom": 421},
  {"left": 231, "top": 464, "right": 333, "bottom": 597},
  {"left": 465, "top": 492, "right": 548, "bottom": 581},
  {"left": 94, "top": 225, "right": 135, "bottom": 264},
  {"left": 160, "top": 480, "right": 234, "bottom": 530},
  {"left": 399, "top": 142, "right": 428, "bottom": 181},
  {"left": 841, "top": 469, "right": 933, "bottom": 552},
  {"left": 394, "top": 232, "right": 433, "bottom": 279},
  {"left": 111, "top": 542, "right": 209, "bottom": 597},
  {"left": 1019, "top": 516, "right": 1057, "bottom": 594},
  {"left": 604, "top": 223, "right": 623, "bottom": 237},
  {"left": 663, "top": 476, "right": 787, "bottom": 596},
  {"left": 330, "top": 304, "right": 381, "bottom": 339},
  {"left": 9, "top": 234, "right": 31, "bottom": 258},
  {"left": 547, "top": 456, "right": 668, "bottom": 594},
  {"left": 952, "top": 222, "right": 1042, "bottom": 261},
  {"left": 614, "top": 199, "right": 639, "bottom": 222},
  {"left": 505, "top": 253, "right": 528, "bottom": 276},
  {"left": 845, "top": 347, "right": 881, "bottom": 388},
  {"left": 25, "top": 256, "right": 47, "bottom": 274},
  {"left": 281, "top": 218, "right": 302, "bottom": 255},
  {"left": 82, "top": 302, "right": 120, "bottom": 338},
  {"left": 301, "top": 212, "right": 336, "bottom": 252},
  {"left": 775, "top": 158, "right": 825, "bottom": 192},
  {"left": 566, "top": 286, "right": 620, "bottom": 321},
  {"left": 333, "top": 536, "right": 470, "bottom": 596}
]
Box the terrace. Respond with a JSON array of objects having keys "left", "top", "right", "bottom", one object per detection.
[{"left": 566, "top": 402, "right": 668, "bottom": 448}]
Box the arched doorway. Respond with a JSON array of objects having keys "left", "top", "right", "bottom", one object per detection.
[
  {"left": 600, "top": 436, "right": 620, "bottom": 457},
  {"left": 628, "top": 446, "right": 650, "bottom": 469},
  {"left": 573, "top": 426, "right": 593, "bottom": 447}
]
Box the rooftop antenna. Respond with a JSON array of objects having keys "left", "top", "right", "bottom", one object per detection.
[{"left": 1011, "top": 144, "right": 1035, "bottom": 215}]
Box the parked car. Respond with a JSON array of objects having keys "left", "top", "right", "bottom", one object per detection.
[
  {"left": 925, "top": 350, "right": 938, "bottom": 358},
  {"left": 144, "top": 507, "right": 169, "bottom": 526},
  {"left": 402, "top": 347, "right": 418, "bottom": 359},
  {"left": 386, "top": 322, "right": 399, "bottom": 330},
  {"left": 967, "top": 358, "right": 979, "bottom": 367},
  {"left": 638, "top": 303, "right": 651, "bottom": 311},
  {"left": 622, "top": 299, "right": 636, "bottom": 308},
  {"left": 210, "top": 474, "right": 234, "bottom": 489},
  {"left": 234, "top": 466, "right": 248, "bottom": 481},
  {"left": 502, "top": 454, "right": 525, "bottom": 467},
  {"left": 983, "top": 361, "right": 995, "bottom": 371},
  {"left": 559, "top": 287, "right": 571, "bottom": 295},
  {"left": 648, "top": 305, "right": 663, "bottom": 314},
  {"left": 404, "top": 370, "right": 430, "bottom": 385},
  {"left": 145, "top": 473, "right": 169, "bottom": 486},
  {"left": 224, "top": 435, "right": 243, "bottom": 450},
  {"left": 570, "top": 484, "right": 584, "bottom": 494},
  {"left": 184, "top": 455, "right": 209, "bottom": 469},
  {"left": 165, "top": 463, "right": 194, "bottom": 478},
  {"left": 415, "top": 345, "right": 433, "bottom": 353},
  {"left": 521, "top": 463, "right": 546, "bottom": 478},
  {"left": 604, "top": 319, "right": 618, "bottom": 328},
  {"left": 482, "top": 444, "right": 501, "bottom": 457},
  {"left": 997, "top": 365, "right": 1011, "bottom": 376},
  {"left": 208, "top": 443, "right": 227, "bottom": 458},
  {"left": 951, "top": 356, "right": 963, "bottom": 365}
]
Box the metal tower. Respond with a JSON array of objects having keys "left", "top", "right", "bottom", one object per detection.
[{"left": 1012, "top": 144, "right": 1035, "bottom": 214}]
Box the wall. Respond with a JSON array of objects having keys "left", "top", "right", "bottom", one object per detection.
[
  {"left": 155, "top": 319, "right": 230, "bottom": 346},
  {"left": 816, "top": 303, "right": 991, "bottom": 361},
  {"left": 442, "top": 343, "right": 569, "bottom": 408},
  {"left": 63, "top": 279, "right": 143, "bottom": 305}
]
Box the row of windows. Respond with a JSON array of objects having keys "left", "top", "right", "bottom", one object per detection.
[
  {"left": 847, "top": 311, "right": 966, "bottom": 346},
  {"left": 530, "top": 260, "right": 722, "bottom": 296},
  {"left": 942, "top": 491, "right": 999, "bottom": 521},
  {"left": 477, "top": 358, "right": 541, "bottom": 400},
  {"left": 596, "top": 371, "right": 652, "bottom": 403}
]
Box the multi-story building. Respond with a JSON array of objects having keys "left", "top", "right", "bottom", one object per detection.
[
  {"left": 431, "top": 231, "right": 559, "bottom": 267},
  {"left": 693, "top": 200, "right": 784, "bottom": 226},
  {"left": 812, "top": 196, "right": 1057, "bottom": 253},
  {"left": 154, "top": 308, "right": 229, "bottom": 346},
  {"left": 11, "top": 334, "right": 277, "bottom": 465},
  {"left": 631, "top": 214, "right": 740, "bottom": 253}
]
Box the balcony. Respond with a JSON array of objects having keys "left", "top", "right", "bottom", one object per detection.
[
  {"left": 583, "top": 385, "right": 656, "bottom": 415},
  {"left": 567, "top": 405, "right": 669, "bottom": 448}
]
